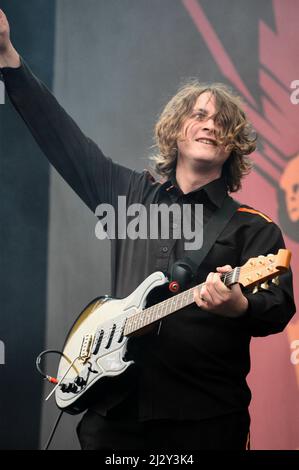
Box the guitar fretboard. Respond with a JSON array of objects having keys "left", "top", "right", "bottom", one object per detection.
[{"left": 124, "top": 270, "right": 237, "bottom": 335}]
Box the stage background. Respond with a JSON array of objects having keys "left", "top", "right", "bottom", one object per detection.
[{"left": 0, "top": 0, "right": 298, "bottom": 450}]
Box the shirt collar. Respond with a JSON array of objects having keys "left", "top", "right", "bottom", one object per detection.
[{"left": 160, "top": 175, "right": 228, "bottom": 208}]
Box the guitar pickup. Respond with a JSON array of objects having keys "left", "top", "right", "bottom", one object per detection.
[
  {"left": 106, "top": 324, "right": 116, "bottom": 349},
  {"left": 92, "top": 329, "right": 104, "bottom": 355},
  {"left": 79, "top": 334, "right": 93, "bottom": 363}
]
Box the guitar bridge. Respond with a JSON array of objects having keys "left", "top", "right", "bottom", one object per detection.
[{"left": 79, "top": 334, "right": 93, "bottom": 363}]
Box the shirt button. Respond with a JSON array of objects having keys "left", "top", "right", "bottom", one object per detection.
[{"left": 162, "top": 246, "right": 168, "bottom": 253}]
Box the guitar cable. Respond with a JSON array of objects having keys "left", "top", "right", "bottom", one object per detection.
[
  {"left": 43, "top": 409, "right": 64, "bottom": 451},
  {"left": 36, "top": 349, "right": 65, "bottom": 384},
  {"left": 35, "top": 349, "right": 66, "bottom": 450}
]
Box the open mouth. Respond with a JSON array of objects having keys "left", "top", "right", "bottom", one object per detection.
[{"left": 195, "top": 138, "right": 217, "bottom": 146}]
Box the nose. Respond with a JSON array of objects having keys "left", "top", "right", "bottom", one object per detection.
[
  {"left": 200, "top": 112, "right": 215, "bottom": 131},
  {"left": 201, "top": 118, "right": 215, "bottom": 134}
]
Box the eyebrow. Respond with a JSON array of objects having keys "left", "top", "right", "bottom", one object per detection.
[{"left": 193, "top": 108, "right": 208, "bottom": 114}]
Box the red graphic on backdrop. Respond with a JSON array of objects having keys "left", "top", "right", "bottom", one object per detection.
[
  {"left": 182, "top": 0, "right": 299, "bottom": 449},
  {"left": 280, "top": 154, "right": 299, "bottom": 223},
  {"left": 182, "top": 0, "right": 299, "bottom": 243}
]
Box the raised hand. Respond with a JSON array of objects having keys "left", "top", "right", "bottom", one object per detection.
[
  {"left": 0, "top": 9, "right": 20, "bottom": 67},
  {"left": 0, "top": 9, "right": 10, "bottom": 53}
]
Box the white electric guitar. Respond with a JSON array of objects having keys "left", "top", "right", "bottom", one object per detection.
[{"left": 54, "top": 249, "right": 291, "bottom": 414}]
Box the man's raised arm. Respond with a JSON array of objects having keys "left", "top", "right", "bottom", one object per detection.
[{"left": 0, "top": 9, "right": 137, "bottom": 212}]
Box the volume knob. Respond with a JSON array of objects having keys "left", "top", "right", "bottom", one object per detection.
[
  {"left": 75, "top": 376, "right": 86, "bottom": 387},
  {"left": 60, "top": 383, "right": 69, "bottom": 393}
]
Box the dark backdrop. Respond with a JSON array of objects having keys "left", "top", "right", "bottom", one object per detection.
[{"left": 0, "top": 0, "right": 55, "bottom": 450}]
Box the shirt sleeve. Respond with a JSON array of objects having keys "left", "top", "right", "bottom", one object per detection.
[
  {"left": 240, "top": 219, "right": 296, "bottom": 337},
  {"left": 0, "top": 58, "right": 137, "bottom": 212}
]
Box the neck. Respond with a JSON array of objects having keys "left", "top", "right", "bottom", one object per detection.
[{"left": 175, "top": 158, "right": 221, "bottom": 194}]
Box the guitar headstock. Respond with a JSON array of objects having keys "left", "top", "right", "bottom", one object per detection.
[{"left": 237, "top": 249, "right": 291, "bottom": 292}]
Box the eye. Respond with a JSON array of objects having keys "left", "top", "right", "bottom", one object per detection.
[{"left": 193, "top": 112, "right": 207, "bottom": 120}]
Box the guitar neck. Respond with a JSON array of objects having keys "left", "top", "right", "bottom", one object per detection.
[{"left": 124, "top": 269, "right": 238, "bottom": 335}]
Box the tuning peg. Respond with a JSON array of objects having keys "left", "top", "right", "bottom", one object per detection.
[
  {"left": 272, "top": 276, "right": 280, "bottom": 286},
  {"left": 252, "top": 285, "right": 259, "bottom": 294},
  {"left": 261, "top": 281, "right": 269, "bottom": 290}
]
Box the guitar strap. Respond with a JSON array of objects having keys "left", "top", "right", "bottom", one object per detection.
[{"left": 181, "top": 194, "right": 241, "bottom": 276}]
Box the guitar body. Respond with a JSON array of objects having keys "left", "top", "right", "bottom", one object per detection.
[
  {"left": 55, "top": 271, "right": 167, "bottom": 414},
  {"left": 54, "top": 248, "right": 291, "bottom": 414}
]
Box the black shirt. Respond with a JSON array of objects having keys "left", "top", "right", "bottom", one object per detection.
[{"left": 1, "top": 60, "right": 296, "bottom": 421}]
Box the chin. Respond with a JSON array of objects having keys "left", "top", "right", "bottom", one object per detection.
[{"left": 192, "top": 153, "right": 220, "bottom": 164}]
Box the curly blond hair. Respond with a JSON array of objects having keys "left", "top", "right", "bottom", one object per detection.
[{"left": 152, "top": 81, "right": 257, "bottom": 192}]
